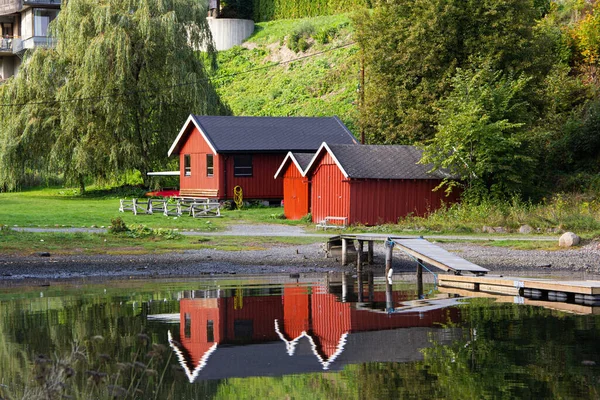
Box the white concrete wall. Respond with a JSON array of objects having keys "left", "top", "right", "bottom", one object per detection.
[
  {"left": 21, "top": 8, "right": 32, "bottom": 39},
  {"left": 207, "top": 18, "right": 254, "bottom": 51}
]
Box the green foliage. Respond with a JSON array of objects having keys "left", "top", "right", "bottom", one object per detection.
[
  {"left": 213, "top": 14, "right": 359, "bottom": 133},
  {"left": 287, "top": 22, "right": 315, "bottom": 52},
  {"left": 252, "top": 0, "right": 369, "bottom": 22},
  {"left": 421, "top": 66, "right": 534, "bottom": 199},
  {"left": 108, "top": 217, "right": 128, "bottom": 234},
  {"left": 0, "top": 0, "right": 230, "bottom": 192}
]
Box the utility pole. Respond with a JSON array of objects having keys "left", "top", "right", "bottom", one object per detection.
[{"left": 360, "top": 54, "right": 365, "bottom": 144}]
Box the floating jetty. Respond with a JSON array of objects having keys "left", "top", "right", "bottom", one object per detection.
[{"left": 327, "top": 234, "right": 600, "bottom": 311}]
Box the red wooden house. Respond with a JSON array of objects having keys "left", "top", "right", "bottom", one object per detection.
[
  {"left": 167, "top": 115, "right": 357, "bottom": 200},
  {"left": 304, "top": 143, "right": 461, "bottom": 226},
  {"left": 273, "top": 152, "right": 314, "bottom": 220}
]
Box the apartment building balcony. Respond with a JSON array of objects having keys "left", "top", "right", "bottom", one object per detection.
[
  {"left": 0, "top": 36, "right": 14, "bottom": 55},
  {"left": 11, "top": 35, "right": 56, "bottom": 55}
]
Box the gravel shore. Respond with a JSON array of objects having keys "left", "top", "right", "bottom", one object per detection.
[{"left": 1, "top": 239, "right": 599, "bottom": 284}]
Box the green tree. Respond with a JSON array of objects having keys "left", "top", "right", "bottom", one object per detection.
[
  {"left": 353, "top": 0, "right": 551, "bottom": 145},
  {"left": 421, "top": 66, "right": 535, "bottom": 199},
  {"left": 0, "top": 0, "right": 229, "bottom": 192}
]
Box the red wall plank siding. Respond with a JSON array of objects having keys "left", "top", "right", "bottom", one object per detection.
[
  {"left": 310, "top": 153, "right": 350, "bottom": 223},
  {"left": 282, "top": 163, "right": 310, "bottom": 220},
  {"left": 221, "top": 154, "right": 285, "bottom": 200},
  {"left": 221, "top": 296, "right": 283, "bottom": 343},
  {"left": 178, "top": 299, "right": 221, "bottom": 366},
  {"left": 179, "top": 127, "right": 219, "bottom": 194},
  {"left": 282, "top": 285, "right": 310, "bottom": 339},
  {"left": 348, "top": 179, "right": 460, "bottom": 226},
  {"left": 310, "top": 288, "right": 351, "bottom": 359}
]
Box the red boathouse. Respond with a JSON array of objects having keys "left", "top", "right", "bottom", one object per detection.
[
  {"left": 167, "top": 115, "right": 357, "bottom": 200},
  {"left": 274, "top": 152, "right": 314, "bottom": 220},
  {"left": 304, "top": 143, "right": 461, "bottom": 226}
]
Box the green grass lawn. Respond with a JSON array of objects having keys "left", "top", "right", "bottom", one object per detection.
[{"left": 0, "top": 187, "right": 305, "bottom": 231}]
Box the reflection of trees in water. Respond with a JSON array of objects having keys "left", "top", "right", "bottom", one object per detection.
[
  {"left": 421, "top": 299, "right": 600, "bottom": 399},
  {"left": 0, "top": 287, "right": 219, "bottom": 399}
]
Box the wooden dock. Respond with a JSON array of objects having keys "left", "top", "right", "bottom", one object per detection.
[
  {"left": 328, "top": 234, "right": 600, "bottom": 311},
  {"left": 329, "top": 234, "right": 489, "bottom": 275}
]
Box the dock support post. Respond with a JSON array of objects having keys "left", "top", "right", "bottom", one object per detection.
[
  {"left": 356, "top": 240, "right": 364, "bottom": 273},
  {"left": 341, "top": 238, "right": 348, "bottom": 266},
  {"left": 367, "top": 241, "right": 374, "bottom": 264},
  {"left": 342, "top": 273, "right": 348, "bottom": 302},
  {"left": 385, "top": 279, "right": 394, "bottom": 313},
  {"left": 357, "top": 273, "right": 364, "bottom": 303},
  {"left": 368, "top": 271, "right": 374, "bottom": 302},
  {"left": 417, "top": 258, "right": 423, "bottom": 299},
  {"left": 385, "top": 240, "right": 394, "bottom": 277}
]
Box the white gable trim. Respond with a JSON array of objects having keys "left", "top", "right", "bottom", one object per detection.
[
  {"left": 168, "top": 330, "right": 218, "bottom": 383},
  {"left": 167, "top": 115, "right": 218, "bottom": 157},
  {"left": 274, "top": 152, "right": 307, "bottom": 179},
  {"left": 303, "top": 142, "right": 349, "bottom": 178}
]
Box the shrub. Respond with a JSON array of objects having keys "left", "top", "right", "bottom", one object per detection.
[
  {"left": 108, "top": 217, "right": 128, "bottom": 234},
  {"left": 287, "top": 22, "right": 314, "bottom": 52}
]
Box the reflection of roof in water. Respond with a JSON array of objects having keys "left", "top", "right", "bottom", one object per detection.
[{"left": 169, "top": 326, "right": 462, "bottom": 382}]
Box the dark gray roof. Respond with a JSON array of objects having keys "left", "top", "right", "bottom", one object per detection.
[
  {"left": 290, "top": 152, "right": 314, "bottom": 170},
  {"left": 327, "top": 144, "right": 453, "bottom": 180},
  {"left": 193, "top": 115, "right": 357, "bottom": 152}
]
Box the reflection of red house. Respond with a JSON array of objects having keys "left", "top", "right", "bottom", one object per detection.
[
  {"left": 304, "top": 143, "right": 461, "bottom": 226},
  {"left": 274, "top": 152, "right": 314, "bottom": 220},
  {"left": 167, "top": 115, "right": 357, "bottom": 200},
  {"left": 168, "top": 282, "right": 461, "bottom": 381}
]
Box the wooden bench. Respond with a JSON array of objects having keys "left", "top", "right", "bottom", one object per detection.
[
  {"left": 316, "top": 216, "right": 348, "bottom": 230},
  {"left": 191, "top": 201, "right": 221, "bottom": 218},
  {"left": 179, "top": 189, "right": 219, "bottom": 198},
  {"left": 119, "top": 199, "right": 151, "bottom": 215}
]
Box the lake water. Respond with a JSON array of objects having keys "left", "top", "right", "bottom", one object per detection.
[{"left": 0, "top": 272, "right": 598, "bottom": 399}]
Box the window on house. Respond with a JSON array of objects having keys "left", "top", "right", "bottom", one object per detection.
[
  {"left": 184, "top": 313, "right": 191, "bottom": 338},
  {"left": 207, "top": 320, "right": 214, "bottom": 342},
  {"left": 233, "top": 155, "right": 252, "bottom": 177},
  {"left": 34, "top": 9, "right": 59, "bottom": 37},
  {"left": 206, "top": 154, "right": 214, "bottom": 177},
  {"left": 184, "top": 154, "right": 191, "bottom": 176}
]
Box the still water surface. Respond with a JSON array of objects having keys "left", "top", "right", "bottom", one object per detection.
[{"left": 0, "top": 273, "right": 598, "bottom": 399}]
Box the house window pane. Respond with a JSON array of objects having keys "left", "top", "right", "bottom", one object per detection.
[
  {"left": 184, "top": 154, "right": 191, "bottom": 176},
  {"left": 234, "top": 155, "right": 252, "bottom": 177},
  {"left": 206, "top": 154, "right": 214, "bottom": 177},
  {"left": 184, "top": 313, "right": 191, "bottom": 338},
  {"left": 34, "top": 9, "right": 59, "bottom": 37},
  {"left": 207, "top": 320, "right": 214, "bottom": 342}
]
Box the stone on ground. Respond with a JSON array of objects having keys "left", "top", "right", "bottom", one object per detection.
[
  {"left": 559, "top": 232, "right": 580, "bottom": 247},
  {"left": 519, "top": 225, "right": 533, "bottom": 234}
]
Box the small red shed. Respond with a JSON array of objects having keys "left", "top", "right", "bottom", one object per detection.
[
  {"left": 274, "top": 152, "right": 314, "bottom": 220},
  {"left": 168, "top": 115, "right": 357, "bottom": 200},
  {"left": 305, "top": 143, "right": 460, "bottom": 226}
]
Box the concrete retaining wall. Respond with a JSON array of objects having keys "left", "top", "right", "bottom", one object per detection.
[{"left": 207, "top": 18, "right": 254, "bottom": 51}]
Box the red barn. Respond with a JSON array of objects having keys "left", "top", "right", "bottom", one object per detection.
[
  {"left": 274, "top": 152, "right": 314, "bottom": 220},
  {"left": 167, "top": 115, "right": 357, "bottom": 200},
  {"left": 305, "top": 143, "right": 461, "bottom": 226}
]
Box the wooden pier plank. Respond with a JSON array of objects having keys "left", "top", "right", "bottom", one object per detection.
[
  {"left": 438, "top": 274, "right": 600, "bottom": 296},
  {"left": 392, "top": 238, "right": 490, "bottom": 274}
]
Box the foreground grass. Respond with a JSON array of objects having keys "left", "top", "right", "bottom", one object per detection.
[
  {"left": 0, "top": 230, "right": 320, "bottom": 256},
  {"left": 0, "top": 187, "right": 303, "bottom": 231}
]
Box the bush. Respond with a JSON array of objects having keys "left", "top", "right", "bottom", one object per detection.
[
  {"left": 108, "top": 217, "right": 128, "bottom": 234},
  {"left": 315, "top": 26, "right": 338, "bottom": 44},
  {"left": 287, "top": 22, "right": 315, "bottom": 52}
]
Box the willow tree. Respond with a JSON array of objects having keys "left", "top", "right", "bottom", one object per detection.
[{"left": 0, "top": 0, "right": 229, "bottom": 192}]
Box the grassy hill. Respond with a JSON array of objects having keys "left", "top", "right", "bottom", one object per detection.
[{"left": 211, "top": 14, "right": 360, "bottom": 134}]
